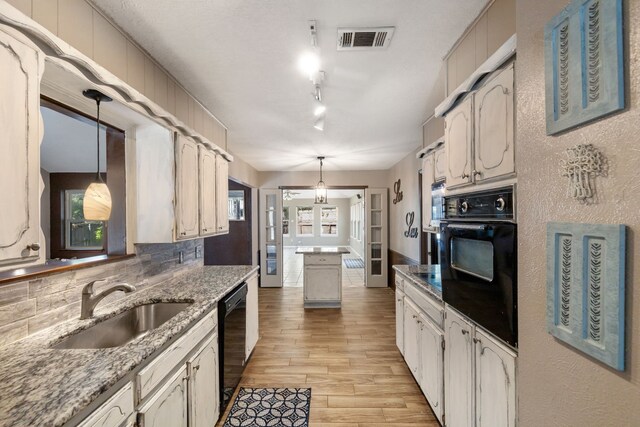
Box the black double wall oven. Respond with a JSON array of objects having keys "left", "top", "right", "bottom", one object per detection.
[{"left": 439, "top": 186, "right": 517, "bottom": 347}]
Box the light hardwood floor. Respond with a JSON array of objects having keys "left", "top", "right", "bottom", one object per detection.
[{"left": 218, "top": 285, "right": 439, "bottom": 426}]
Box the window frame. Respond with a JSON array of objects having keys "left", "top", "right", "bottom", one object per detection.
[
  {"left": 282, "top": 206, "right": 290, "bottom": 237},
  {"left": 296, "top": 206, "right": 314, "bottom": 236},
  {"left": 64, "top": 189, "right": 105, "bottom": 251},
  {"left": 320, "top": 206, "right": 338, "bottom": 236}
]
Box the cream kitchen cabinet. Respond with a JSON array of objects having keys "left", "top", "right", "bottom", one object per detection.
[
  {"left": 473, "top": 63, "right": 515, "bottom": 183},
  {"left": 418, "top": 312, "right": 444, "bottom": 424},
  {"left": 403, "top": 298, "right": 421, "bottom": 379},
  {"left": 444, "top": 95, "right": 473, "bottom": 188},
  {"left": 78, "top": 382, "right": 135, "bottom": 427},
  {"left": 444, "top": 62, "right": 515, "bottom": 189},
  {"left": 175, "top": 135, "right": 200, "bottom": 240},
  {"left": 245, "top": 272, "right": 259, "bottom": 359},
  {"left": 394, "top": 276, "right": 405, "bottom": 355},
  {"left": 198, "top": 145, "right": 217, "bottom": 237},
  {"left": 0, "top": 29, "right": 43, "bottom": 268},
  {"left": 421, "top": 154, "right": 435, "bottom": 232},
  {"left": 433, "top": 146, "right": 446, "bottom": 182},
  {"left": 444, "top": 306, "right": 517, "bottom": 427},
  {"left": 188, "top": 335, "right": 220, "bottom": 427},
  {"left": 138, "top": 367, "right": 189, "bottom": 427},
  {"left": 215, "top": 154, "right": 229, "bottom": 234}
]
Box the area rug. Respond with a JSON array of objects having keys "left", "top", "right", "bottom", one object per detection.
[
  {"left": 223, "top": 387, "right": 311, "bottom": 427},
  {"left": 343, "top": 258, "right": 364, "bottom": 268}
]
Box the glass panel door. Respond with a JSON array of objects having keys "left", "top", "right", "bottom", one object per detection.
[
  {"left": 259, "top": 189, "right": 283, "bottom": 287},
  {"left": 365, "top": 188, "right": 388, "bottom": 287}
]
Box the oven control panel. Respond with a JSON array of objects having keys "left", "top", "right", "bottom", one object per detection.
[{"left": 445, "top": 186, "right": 514, "bottom": 220}]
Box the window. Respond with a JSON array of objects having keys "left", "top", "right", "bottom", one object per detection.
[
  {"left": 356, "top": 202, "right": 362, "bottom": 241},
  {"left": 283, "top": 207, "right": 290, "bottom": 236},
  {"left": 321, "top": 207, "right": 338, "bottom": 235},
  {"left": 64, "top": 190, "right": 105, "bottom": 250},
  {"left": 296, "top": 206, "right": 313, "bottom": 236},
  {"left": 228, "top": 190, "right": 245, "bottom": 221}
]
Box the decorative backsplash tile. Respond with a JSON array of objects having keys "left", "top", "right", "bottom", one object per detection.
[{"left": 0, "top": 239, "right": 204, "bottom": 346}]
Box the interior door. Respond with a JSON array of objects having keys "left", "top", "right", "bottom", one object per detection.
[
  {"left": 259, "top": 189, "right": 282, "bottom": 287},
  {"left": 365, "top": 188, "right": 387, "bottom": 287}
]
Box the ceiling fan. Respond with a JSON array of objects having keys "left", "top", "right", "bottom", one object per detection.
[{"left": 283, "top": 190, "right": 301, "bottom": 201}]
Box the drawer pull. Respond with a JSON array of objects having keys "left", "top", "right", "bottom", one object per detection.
[{"left": 461, "top": 329, "right": 469, "bottom": 335}]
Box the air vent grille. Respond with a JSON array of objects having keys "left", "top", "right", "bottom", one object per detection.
[{"left": 337, "top": 27, "right": 395, "bottom": 51}]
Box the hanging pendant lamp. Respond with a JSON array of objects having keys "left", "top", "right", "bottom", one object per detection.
[
  {"left": 314, "top": 156, "right": 327, "bottom": 204},
  {"left": 82, "top": 89, "right": 112, "bottom": 221}
]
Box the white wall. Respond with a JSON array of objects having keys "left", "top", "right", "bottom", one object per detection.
[
  {"left": 259, "top": 170, "right": 388, "bottom": 189},
  {"left": 348, "top": 195, "right": 365, "bottom": 258},
  {"left": 516, "top": 0, "right": 640, "bottom": 425},
  {"left": 283, "top": 198, "right": 350, "bottom": 247},
  {"left": 387, "top": 146, "right": 422, "bottom": 262}
]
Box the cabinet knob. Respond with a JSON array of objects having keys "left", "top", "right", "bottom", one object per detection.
[
  {"left": 412, "top": 314, "right": 417, "bottom": 319},
  {"left": 461, "top": 173, "right": 470, "bottom": 179},
  {"left": 472, "top": 170, "right": 481, "bottom": 177},
  {"left": 180, "top": 232, "right": 187, "bottom": 236},
  {"left": 27, "top": 243, "right": 40, "bottom": 251},
  {"left": 473, "top": 337, "right": 481, "bottom": 344},
  {"left": 203, "top": 228, "right": 208, "bottom": 232},
  {"left": 461, "top": 329, "right": 469, "bottom": 335}
]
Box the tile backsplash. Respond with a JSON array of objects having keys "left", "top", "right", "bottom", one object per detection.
[{"left": 0, "top": 239, "right": 203, "bottom": 347}]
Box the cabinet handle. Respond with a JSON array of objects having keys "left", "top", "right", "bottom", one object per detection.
[
  {"left": 461, "top": 329, "right": 469, "bottom": 335},
  {"left": 203, "top": 228, "right": 208, "bottom": 232},
  {"left": 473, "top": 337, "right": 481, "bottom": 344},
  {"left": 412, "top": 315, "right": 417, "bottom": 319},
  {"left": 461, "top": 173, "right": 470, "bottom": 179},
  {"left": 180, "top": 232, "right": 186, "bottom": 236},
  {"left": 397, "top": 298, "right": 402, "bottom": 302},
  {"left": 194, "top": 364, "right": 200, "bottom": 372},
  {"left": 472, "top": 170, "right": 481, "bottom": 177},
  {"left": 27, "top": 243, "right": 40, "bottom": 251}
]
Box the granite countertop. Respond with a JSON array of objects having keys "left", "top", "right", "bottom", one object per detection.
[
  {"left": 0, "top": 265, "right": 258, "bottom": 427},
  {"left": 393, "top": 264, "right": 443, "bottom": 300},
  {"left": 295, "top": 246, "right": 350, "bottom": 254}
]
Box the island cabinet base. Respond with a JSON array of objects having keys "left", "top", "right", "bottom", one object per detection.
[{"left": 302, "top": 254, "right": 343, "bottom": 308}]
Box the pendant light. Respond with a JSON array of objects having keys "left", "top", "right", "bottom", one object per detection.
[
  {"left": 314, "top": 156, "right": 328, "bottom": 204},
  {"left": 82, "top": 89, "right": 112, "bottom": 221}
]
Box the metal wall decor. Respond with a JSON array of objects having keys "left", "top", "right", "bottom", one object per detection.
[
  {"left": 392, "top": 179, "right": 403, "bottom": 204},
  {"left": 404, "top": 212, "right": 418, "bottom": 238},
  {"left": 559, "top": 143, "right": 606, "bottom": 204},
  {"left": 546, "top": 222, "right": 626, "bottom": 370},
  {"left": 544, "top": 0, "right": 624, "bottom": 135}
]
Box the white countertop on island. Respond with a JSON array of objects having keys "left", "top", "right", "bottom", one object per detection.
[{"left": 295, "top": 246, "right": 350, "bottom": 254}]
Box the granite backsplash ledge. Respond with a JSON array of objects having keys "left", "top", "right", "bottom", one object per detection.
[{"left": 0, "top": 239, "right": 204, "bottom": 346}]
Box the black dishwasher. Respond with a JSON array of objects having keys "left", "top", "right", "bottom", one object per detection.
[{"left": 218, "top": 282, "right": 247, "bottom": 412}]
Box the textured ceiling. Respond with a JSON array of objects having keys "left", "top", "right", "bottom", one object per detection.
[{"left": 92, "top": 0, "right": 488, "bottom": 171}]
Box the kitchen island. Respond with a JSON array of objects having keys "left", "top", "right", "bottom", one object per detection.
[{"left": 296, "top": 246, "right": 350, "bottom": 308}]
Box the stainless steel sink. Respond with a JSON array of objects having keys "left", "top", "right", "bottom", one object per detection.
[{"left": 53, "top": 302, "right": 192, "bottom": 349}]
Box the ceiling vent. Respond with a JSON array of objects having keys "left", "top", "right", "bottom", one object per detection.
[{"left": 337, "top": 27, "right": 395, "bottom": 51}]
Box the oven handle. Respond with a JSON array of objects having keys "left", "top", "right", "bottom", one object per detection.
[{"left": 446, "top": 224, "right": 487, "bottom": 231}]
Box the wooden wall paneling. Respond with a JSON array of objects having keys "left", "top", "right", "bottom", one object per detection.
[
  {"left": 32, "top": 0, "right": 58, "bottom": 35},
  {"left": 175, "top": 86, "right": 190, "bottom": 125},
  {"left": 58, "top": 0, "right": 94, "bottom": 59},
  {"left": 456, "top": 31, "right": 476, "bottom": 91},
  {"left": 144, "top": 55, "right": 156, "bottom": 102},
  {"left": 487, "top": 0, "right": 516, "bottom": 54},
  {"left": 106, "top": 128, "right": 127, "bottom": 255},
  {"left": 166, "top": 78, "right": 176, "bottom": 116},
  {"left": 388, "top": 249, "right": 419, "bottom": 288},
  {"left": 154, "top": 66, "right": 168, "bottom": 111},
  {"left": 93, "top": 11, "right": 127, "bottom": 81},
  {"left": 447, "top": 51, "right": 457, "bottom": 95},
  {"left": 475, "top": 13, "right": 489, "bottom": 68},
  {"left": 5, "top": 0, "right": 31, "bottom": 17},
  {"left": 126, "top": 40, "right": 145, "bottom": 93}
]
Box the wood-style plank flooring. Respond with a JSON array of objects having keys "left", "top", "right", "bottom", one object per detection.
[{"left": 218, "top": 285, "right": 439, "bottom": 426}]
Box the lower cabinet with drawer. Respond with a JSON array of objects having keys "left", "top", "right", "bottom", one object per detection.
[
  {"left": 77, "top": 309, "right": 220, "bottom": 427},
  {"left": 303, "top": 254, "right": 342, "bottom": 308}
]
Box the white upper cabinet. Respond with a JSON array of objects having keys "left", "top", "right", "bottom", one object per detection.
[
  {"left": 175, "top": 135, "right": 200, "bottom": 240},
  {"left": 215, "top": 154, "right": 229, "bottom": 234},
  {"left": 433, "top": 147, "right": 446, "bottom": 182},
  {"left": 473, "top": 63, "right": 515, "bottom": 182},
  {"left": 444, "top": 96, "right": 473, "bottom": 188},
  {"left": 421, "top": 155, "right": 435, "bottom": 231},
  {"left": 444, "top": 62, "right": 515, "bottom": 189},
  {"left": 0, "top": 30, "right": 42, "bottom": 268},
  {"left": 198, "top": 146, "right": 217, "bottom": 236}
]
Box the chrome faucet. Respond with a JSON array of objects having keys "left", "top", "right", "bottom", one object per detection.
[{"left": 80, "top": 280, "right": 136, "bottom": 320}]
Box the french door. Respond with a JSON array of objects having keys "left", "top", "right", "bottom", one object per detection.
[
  {"left": 259, "top": 189, "right": 283, "bottom": 287},
  {"left": 365, "top": 188, "right": 388, "bottom": 287}
]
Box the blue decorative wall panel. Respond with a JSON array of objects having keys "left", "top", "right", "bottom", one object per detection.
[
  {"left": 546, "top": 223, "right": 626, "bottom": 370},
  {"left": 544, "top": 0, "right": 624, "bottom": 135}
]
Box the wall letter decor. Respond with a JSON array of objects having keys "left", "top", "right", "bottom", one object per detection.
[
  {"left": 546, "top": 222, "right": 626, "bottom": 370},
  {"left": 544, "top": 0, "right": 624, "bottom": 135},
  {"left": 392, "top": 179, "right": 403, "bottom": 204},
  {"left": 404, "top": 212, "right": 418, "bottom": 239},
  {"left": 559, "top": 143, "right": 607, "bottom": 204}
]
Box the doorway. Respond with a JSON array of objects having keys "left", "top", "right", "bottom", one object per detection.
[
  {"left": 204, "top": 179, "right": 252, "bottom": 265},
  {"left": 260, "top": 187, "right": 387, "bottom": 288}
]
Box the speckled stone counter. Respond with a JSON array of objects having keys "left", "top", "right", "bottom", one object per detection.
[
  {"left": 0, "top": 265, "right": 258, "bottom": 427},
  {"left": 393, "top": 264, "right": 442, "bottom": 300},
  {"left": 294, "top": 246, "right": 350, "bottom": 254}
]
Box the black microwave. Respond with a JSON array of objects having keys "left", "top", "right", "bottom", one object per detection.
[{"left": 430, "top": 181, "right": 445, "bottom": 227}]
